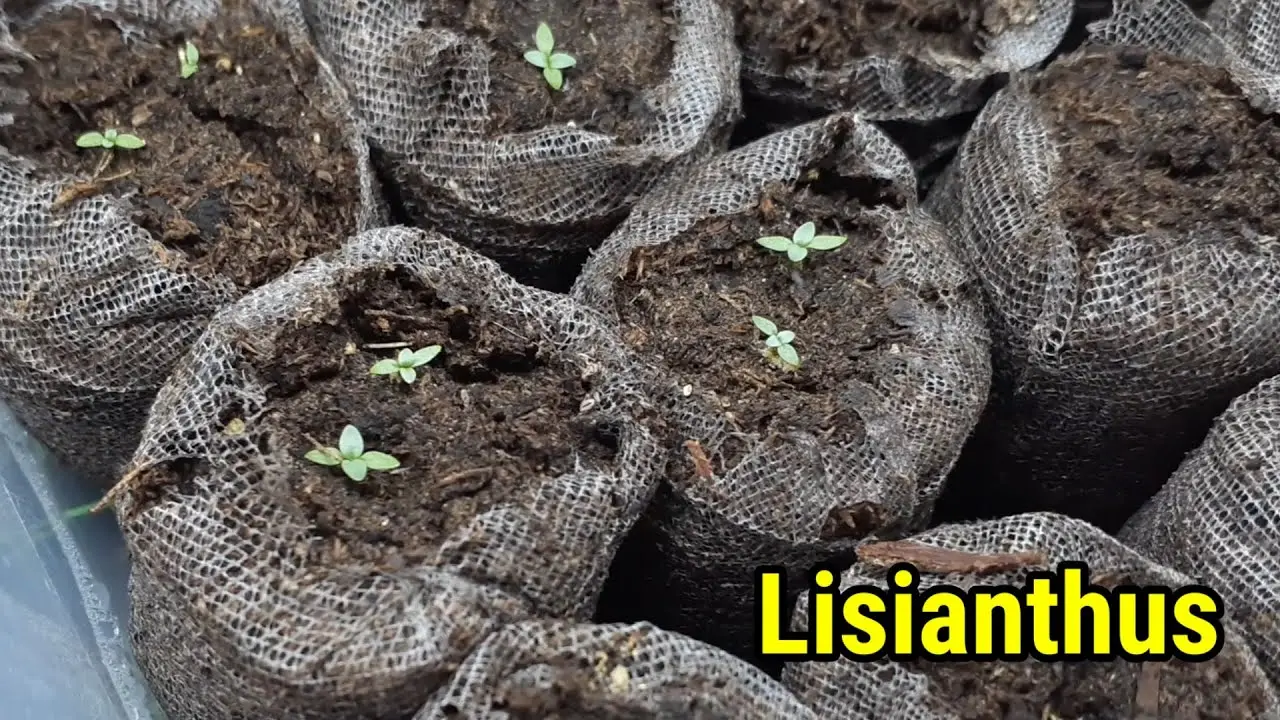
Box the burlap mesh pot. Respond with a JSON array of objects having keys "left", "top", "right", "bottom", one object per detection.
[
  {"left": 115, "top": 226, "right": 663, "bottom": 719},
  {"left": 293, "top": 0, "right": 741, "bottom": 287},
  {"left": 1121, "top": 374, "right": 1280, "bottom": 687},
  {"left": 0, "top": 0, "right": 383, "bottom": 484},
  {"left": 783, "top": 512, "right": 1280, "bottom": 719},
  {"left": 574, "top": 113, "right": 991, "bottom": 658},
  {"left": 417, "top": 619, "right": 819, "bottom": 719},
  {"left": 733, "top": 0, "right": 1073, "bottom": 121},
  {"left": 926, "top": 0, "right": 1280, "bottom": 530}
]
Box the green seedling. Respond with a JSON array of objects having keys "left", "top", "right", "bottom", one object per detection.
[
  {"left": 524, "top": 22, "right": 576, "bottom": 91},
  {"left": 756, "top": 221, "right": 846, "bottom": 263},
  {"left": 179, "top": 40, "right": 200, "bottom": 78},
  {"left": 752, "top": 315, "right": 800, "bottom": 371},
  {"left": 304, "top": 424, "right": 400, "bottom": 482},
  {"left": 75, "top": 128, "right": 146, "bottom": 150},
  {"left": 369, "top": 344, "right": 442, "bottom": 384}
]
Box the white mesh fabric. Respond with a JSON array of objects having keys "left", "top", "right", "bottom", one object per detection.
[
  {"left": 738, "top": 0, "right": 1074, "bottom": 121},
  {"left": 783, "top": 512, "right": 1280, "bottom": 719},
  {"left": 573, "top": 114, "right": 991, "bottom": 654},
  {"left": 1121, "top": 375, "right": 1280, "bottom": 687},
  {"left": 119, "top": 227, "right": 665, "bottom": 719},
  {"left": 0, "top": 0, "right": 384, "bottom": 482},
  {"left": 417, "top": 620, "right": 819, "bottom": 719},
  {"left": 923, "top": 0, "right": 1280, "bottom": 526},
  {"left": 292, "top": 0, "right": 741, "bottom": 275}
]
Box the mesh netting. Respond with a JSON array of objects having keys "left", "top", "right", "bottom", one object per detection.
[
  {"left": 924, "top": 0, "right": 1280, "bottom": 529},
  {"left": 573, "top": 113, "right": 991, "bottom": 656},
  {"left": 117, "top": 226, "right": 665, "bottom": 719},
  {"left": 417, "top": 619, "right": 818, "bottom": 719},
  {"left": 0, "top": 0, "right": 384, "bottom": 484},
  {"left": 293, "top": 0, "right": 741, "bottom": 285},
  {"left": 735, "top": 0, "right": 1073, "bottom": 121},
  {"left": 1121, "top": 375, "right": 1280, "bottom": 687},
  {"left": 783, "top": 512, "right": 1280, "bottom": 719}
]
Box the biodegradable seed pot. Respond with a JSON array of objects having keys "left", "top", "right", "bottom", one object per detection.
[
  {"left": 578, "top": 115, "right": 991, "bottom": 660},
  {"left": 299, "top": 0, "right": 740, "bottom": 289},
  {"left": 935, "top": 43, "right": 1280, "bottom": 531},
  {"left": 0, "top": 2, "right": 362, "bottom": 290},
  {"left": 729, "top": 0, "right": 1071, "bottom": 119}
]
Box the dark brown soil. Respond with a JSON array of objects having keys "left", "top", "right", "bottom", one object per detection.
[
  {"left": 610, "top": 170, "right": 912, "bottom": 504},
  {"left": 1031, "top": 46, "right": 1280, "bottom": 255},
  {"left": 0, "top": 1, "right": 361, "bottom": 290},
  {"left": 420, "top": 0, "right": 675, "bottom": 141},
  {"left": 253, "top": 268, "right": 616, "bottom": 570},
  {"left": 735, "top": 0, "right": 1021, "bottom": 75}
]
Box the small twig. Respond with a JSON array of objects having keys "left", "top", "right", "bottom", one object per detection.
[
  {"left": 436, "top": 466, "right": 494, "bottom": 488},
  {"left": 857, "top": 540, "right": 1047, "bottom": 576},
  {"left": 50, "top": 169, "right": 135, "bottom": 211},
  {"left": 684, "top": 439, "right": 714, "bottom": 480},
  {"left": 91, "top": 467, "right": 142, "bottom": 513},
  {"left": 362, "top": 341, "right": 411, "bottom": 350},
  {"left": 301, "top": 433, "right": 327, "bottom": 450},
  {"left": 1133, "top": 662, "right": 1162, "bottom": 720}
]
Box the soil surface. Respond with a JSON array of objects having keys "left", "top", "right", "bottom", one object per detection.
[
  {"left": 1032, "top": 46, "right": 1280, "bottom": 254},
  {"left": 610, "top": 170, "right": 911, "bottom": 509},
  {"left": 912, "top": 574, "right": 1271, "bottom": 719},
  {"left": 735, "top": 0, "right": 1020, "bottom": 75},
  {"left": 250, "top": 268, "right": 615, "bottom": 570},
  {"left": 420, "top": 0, "right": 675, "bottom": 141},
  {"left": 0, "top": 1, "right": 361, "bottom": 290}
]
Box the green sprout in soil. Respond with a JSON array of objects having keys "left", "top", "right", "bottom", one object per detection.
[
  {"left": 75, "top": 128, "right": 145, "bottom": 150},
  {"left": 369, "top": 344, "right": 442, "bottom": 384},
  {"left": 756, "top": 221, "right": 846, "bottom": 263},
  {"left": 752, "top": 315, "right": 800, "bottom": 371},
  {"left": 524, "top": 22, "right": 576, "bottom": 91},
  {"left": 304, "top": 424, "right": 400, "bottom": 482},
  {"left": 179, "top": 40, "right": 200, "bottom": 79}
]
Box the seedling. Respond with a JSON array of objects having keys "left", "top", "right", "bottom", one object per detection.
[
  {"left": 752, "top": 315, "right": 800, "bottom": 371},
  {"left": 369, "top": 344, "right": 442, "bottom": 384},
  {"left": 304, "top": 425, "right": 400, "bottom": 482},
  {"left": 178, "top": 41, "right": 200, "bottom": 78},
  {"left": 756, "top": 221, "right": 846, "bottom": 263},
  {"left": 75, "top": 128, "right": 145, "bottom": 150},
  {"left": 524, "top": 22, "right": 576, "bottom": 91}
]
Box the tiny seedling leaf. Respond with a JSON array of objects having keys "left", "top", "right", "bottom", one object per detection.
[
  {"left": 756, "top": 236, "right": 792, "bottom": 252},
  {"left": 370, "top": 358, "right": 400, "bottom": 375},
  {"left": 399, "top": 367, "right": 417, "bottom": 384},
  {"left": 765, "top": 335, "right": 781, "bottom": 348},
  {"left": 807, "top": 234, "right": 847, "bottom": 251},
  {"left": 543, "top": 67, "right": 564, "bottom": 90},
  {"left": 361, "top": 451, "right": 401, "bottom": 471},
  {"left": 338, "top": 424, "right": 363, "bottom": 458},
  {"left": 751, "top": 315, "right": 778, "bottom": 336},
  {"left": 776, "top": 330, "right": 795, "bottom": 344},
  {"left": 777, "top": 343, "right": 801, "bottom": 368},
  {"left": 793, "top": 221, "right": 816, "bottom": 246},
  {"left": 305, "top": 448, "right": 341, "bottom": 466},
  {"left": 341, "top": 458, "right": 368, "bottom": 482},
  {"left": 548, "top": 52, "right": 576, "bottom": 70},
  {"left": 524, "top": 49, "right": 548, "bottom": 68},
  {"left": 396, "top": 348, "right": 414, "bottom": 365},
  {"left": 185, "top": 41, "right": 199, "bottom": 65},
  {"left": 535, "top": 22, "right": 555, "bottom": 54},
  {"left": 786, "top": 245, "right": 807, "bottom": 263},
  {"left": 76, "top": 132, "right": 106, "bottom": 148},
  {"left": 411, "top": 345, "right": 442, "bottom": 365},
  {"left": 113, "top": 133, "right": 146, "bottom": 149}
]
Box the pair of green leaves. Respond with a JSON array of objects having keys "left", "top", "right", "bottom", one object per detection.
[
  {"left": 370, "top": 345, "right": 442, "bottom": 385},
  {"left": 524, "top": 22, "right": 576, "bottom": 91},
  {"left": 752, "top": 315, "right": 800, "bottom": 370},
  {"left": 179, "top": 41, "right": 199, "bottom": 79},
  {"left": 304, "top": 425, "right": 400, "bottom": 482},
  {"left": 757, "top": 221, "right": 847, "bottom": 263},
  {"left": 75, "top": 128, "right": 145, "bottom": 150}
]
